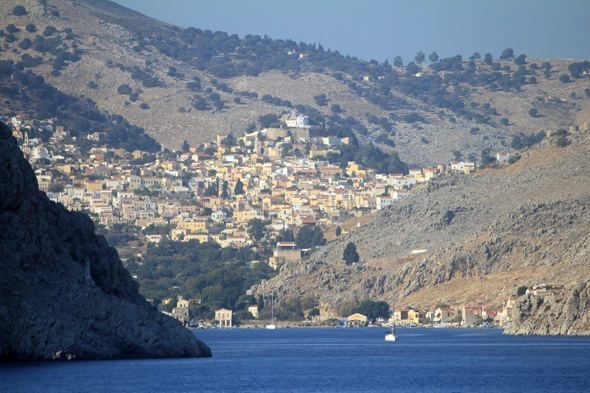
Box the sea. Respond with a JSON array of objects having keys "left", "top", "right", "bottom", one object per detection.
[{"left": 2, "top": 327, "right": 590, "bottom": 393}]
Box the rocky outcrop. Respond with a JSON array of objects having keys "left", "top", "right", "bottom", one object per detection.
[
  {"left": 0, "top": 123, "right": 211, "bottom": 361},
  {"left": 504, "top": 282, "right": 590, "bottom": 335}
]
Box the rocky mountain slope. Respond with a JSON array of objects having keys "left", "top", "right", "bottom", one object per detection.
[
  {"left": 0, "top": 122, "right": 211, "bottom": 361},
  {"left": 1, "top": 0, "right": 589, "bottom": 166},
  {"left": 252, "top": 129, "right": 590, "bottom": 320},
  {"left": 504, "top": 282, "right": 590, "bottom": 335}
]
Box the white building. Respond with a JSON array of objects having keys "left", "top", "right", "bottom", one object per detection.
[
  {"left": 285, "top": 114, "right": 310, "bottom": 128},
  {"left": 496, "top": 153, "right": 512, "bottom": 163},
  {"left": 376, "top": 196, "right": 393, "bottom": 210}
]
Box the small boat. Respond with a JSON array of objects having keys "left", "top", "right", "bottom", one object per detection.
[
  {"left": 385, "top": 324, "right": 398, "bottom": 341},
  {"left": 385, "top": 298, "right": 398, "bottom": 341}
]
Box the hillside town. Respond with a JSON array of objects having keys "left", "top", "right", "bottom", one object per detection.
[
  {"left": 5, "top": 112, "right": 526, "bottom": 327},
  {"left": 6, "top": 111, "right": 506, "bottom": 264}
]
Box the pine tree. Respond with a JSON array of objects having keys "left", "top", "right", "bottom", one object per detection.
[
  {"left": 343, "top": 242, "right": 359, "bottom": 265},
  {"left": 182, "top": 140, "right": 190, "bottom": 153},
  {"left": 221, "top": 180, "right": 229, "bottom": 199},
  {"left": 234, "top": 178, "right": 244, "bottom": 195},
  {"left": 335, "top": 226, "right": 341, "bottom": 237}
]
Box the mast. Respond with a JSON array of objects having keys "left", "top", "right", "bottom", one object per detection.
[{"left": 271, "top": 293, "right": 274, "bottom": 325}]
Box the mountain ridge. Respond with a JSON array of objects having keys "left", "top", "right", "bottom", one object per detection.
[{"left": 1, "top": 0, "right": 589, "bottom": 166}]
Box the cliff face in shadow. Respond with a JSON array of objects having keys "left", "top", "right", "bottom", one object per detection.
[{"left": 0, "top": 123, "right": 211, "bottom": 361}]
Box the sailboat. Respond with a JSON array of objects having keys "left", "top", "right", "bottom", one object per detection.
[
  {"left": 385, "top": 298, "right": 398, "bottom": 341},
  {"left": 266, "top": 293, "right": 276, "bottom": 329},
  {"left": 385, "top": 323, "right": 398, "bottom": 341}
]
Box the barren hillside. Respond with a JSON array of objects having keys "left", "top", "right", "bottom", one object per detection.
[
  {"left": 252, "top": 130, "right": 590, "bottom": 312},
  {"left": 1, "top": 0, "right": 589, "bottom": 166}
]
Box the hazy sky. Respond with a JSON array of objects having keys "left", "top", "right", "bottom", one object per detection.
[{"left": 113, "top": 0, "right": 590, "bottom": 63}]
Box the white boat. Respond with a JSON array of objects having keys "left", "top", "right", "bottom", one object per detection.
[
  {"left": 266, "top": 293, "right": 276, "bottom": 329},
  {"left": 385, "top": 324, "right": 398, "bottom": 341}
]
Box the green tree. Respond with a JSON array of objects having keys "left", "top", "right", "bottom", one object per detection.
[
  {"left": 221, "top": 180, "right": 229, "bottom": 199},
  {"left": 25, "top": 23, "right": 36, "bottom": 33},
  {"left": 355, "top": 299, "right": 390, "bottom": 321},
  {"left": 559, "top": 74, "right": 570, "bottom": 83},
  {"left": 12, "top": 5, "right": 28, "bottom": 16},
  {"left": 213, "top": 101, "right": 224, "bottom": 111},
  {"left": 414, "top": 51, "right": 425, "bottom": 65},
  {"left": 314, "top": 94, "right": 327, "bottom": 106},
  {"left": 528, "top": 108, "right": 538, "bottom": 117},
  {"left": 517, "top": 286, "right": 528, "bottom": 296},
  {"left": 335, "top": 226, "right": 341, "bottom": 237},
  {"left": 258, "top": 113, "right": 279, "bottom": 128},
  {"left": 295, "top": 225, "right": 326, "bottom": 249},
  {"left": 514, "top": 54, "right": 527, "bottom": 65},
  {"left": 330, "top": 104, "right": 342, "bottom": 113},
  {"left": 428, "top": 51, "right": 439, "bottom": 63},
  {"left": 393, "top": 55, "right": 403, "bottom": 68},
  {"left": 484, "top": 53, "right": 493, "bottom": 65},
  {"left": 308, "top": 308, "right": 320, "bottom": 319},
  {"left": 500, "top": 48, "right": 515, "bottom": 60},
  {"left": 182, "top": 139, "right": 190, "bottom": 153},
  {"left": 343, "top": 242, "right": 359, "bottom": 265},
  {"left": 248, "top": 218, "right": 266, "bottom": 241},
  {"left": 500, "top": 118, "right": 509, "bottom": 126},
  {"left": 469, "top": 52, "right": 481, "bottom": 60},
  {"left": 117, "top": 84, "right": 132, "bottom": 95},
  {"left": 555, "top": 136, "right": 568, "bottom": 148},
  {"left": 234, "top": 178, "right": 244, "bottom": 195}
]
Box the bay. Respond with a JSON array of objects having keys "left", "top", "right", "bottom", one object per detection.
[{"left": 2, "top": 328, "right": 590, "bottom": 392}]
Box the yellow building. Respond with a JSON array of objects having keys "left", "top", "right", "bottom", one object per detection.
[
  {"left": 86, "top": 180, "right": 103, "bottom": 192},
  {"left": 408, "top": 309, "right": 429, "bottom": 324},
  {"left": 234, "top": 209, "right": 257, "bottom": 223},
  {"left": 177, "top": 221, "right": 208, "bottom": 232},
  {"left": 347, "top": 313, "right": 367, "bottom": 325},
  {"left": 184, "top": 234, "right": 211, "bottom": 243},
  {"left": 269, "top": 256, "right": 286, "bottom": 270}
]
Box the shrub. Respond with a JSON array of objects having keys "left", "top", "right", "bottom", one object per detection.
[
  {"left": 6, "top": 24, "right": 20, "bottom": 34},
  {"left": 559, "top": 74, "right": 570, "bottom": 83},
  {"left": 12, "top": 6, "right": 28, "bottom": 16},
  {"left": 500, "top": 118, "right": 509, "bottom": 126},
  {"left": 117, "top": 84, "right": 132, "bottom": 94},
  {"left": 43, "top": 26, "right": 57, "bottom": 37},
  {"left": 528, "top": 108, "right": 538, "bottom": 117},
  {"left": 25, "top": 24, "right": 36, "bottom": 33},
  {"left": 140, "top": 103, "right": 149, "bottom": 109},
  {"left": 555, "top": 136, "right": 568, "bottom": 148}
]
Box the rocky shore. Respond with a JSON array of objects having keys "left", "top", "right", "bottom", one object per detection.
[
  {"left": 504, "top": 282, "right": 590, "bottom": 336},
  {"left": 0, "top": 123, "right": 211, "bottom": 361}
]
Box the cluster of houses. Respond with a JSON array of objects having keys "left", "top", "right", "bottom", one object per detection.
[
  {"left": 7, "top": 112, "right": 515, "bottom": 270},
  {"left": 163, "top": 290, "right": 539, "bottom": 327}
]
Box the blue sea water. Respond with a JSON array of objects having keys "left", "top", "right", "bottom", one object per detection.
[{"left": 2, "top": 328, "right": 590, "bottom": 393}]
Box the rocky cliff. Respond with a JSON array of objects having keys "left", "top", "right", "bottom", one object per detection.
[
  {"left": 0, "top": 123, "right": 211, "bottom": 361},
  {"left": 504, "top": 282, "right": 590, "bottom": 335}
]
